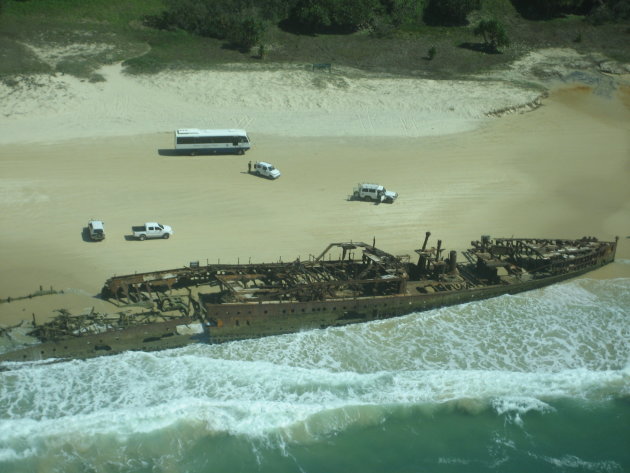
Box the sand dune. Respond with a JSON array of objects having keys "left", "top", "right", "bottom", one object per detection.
[
  {"left": 0, "top": 61, "right": 544, "bottom": 145},
  {"left": 0, "top": 49, "right": 629, "bottom": 327}
]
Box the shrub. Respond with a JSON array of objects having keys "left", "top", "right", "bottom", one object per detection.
[
  {"left": 424, "top": 0, "right": 481, "bottom": 26},
  {"left": 287, "top": 0, "right": 382, "bottom": 33},
  {"left": 381, "top": 0, "right": 424, "bottom": 27},
  {"left": 149, "top": 0, "right": 269, "bottom": 40},
  {"left": 587, "top": 0, "right": 630, "bottom": 24},
  {"left": 511, "top": 0, "right": 598, "bottom": 20},
  {"left": 369, "top": 15, "right": 396, "bottom": 38},
  {"left": 227, "top": 16, "right": 266, "bottom": 51},
  {"left": 473, "top": 19, "right": 510, "bottom": 52}
]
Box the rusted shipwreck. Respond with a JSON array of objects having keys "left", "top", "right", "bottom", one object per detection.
[{"left": 0, "top": 232, "right": 618, "bottom": 362}]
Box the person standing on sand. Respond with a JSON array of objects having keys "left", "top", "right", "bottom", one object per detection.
[{"left": 248, "top": 161, "right": 252, "bottom": 173}]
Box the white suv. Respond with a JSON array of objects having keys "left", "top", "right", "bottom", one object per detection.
[
  {"left": 252, "top": 161, "right": 281, "bottom": 179},
  {"left": 87, "top": 219, "right": 105, "bottom": 241},
  {"left": 353, "top": 183, "right": 398, "bottom": 203}
]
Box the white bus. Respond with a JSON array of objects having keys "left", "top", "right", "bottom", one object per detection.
[{"left": 174, "top": 129, "right": 251, "bottom": 155}]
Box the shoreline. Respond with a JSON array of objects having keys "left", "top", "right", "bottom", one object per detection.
[{"left": 1, "top": 50, "right": 630, "bottom": 328}]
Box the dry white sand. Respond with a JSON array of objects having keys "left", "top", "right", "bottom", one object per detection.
[
  {"left": 0, "top": 63, "right": 543, "bottom": 144},
  {"left": 1, "top": 48, "right": 629, "bottom": 326}
]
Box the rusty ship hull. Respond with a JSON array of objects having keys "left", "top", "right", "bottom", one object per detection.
[{"left": 0, "top": 233, "right": 618, "bottom": 363}]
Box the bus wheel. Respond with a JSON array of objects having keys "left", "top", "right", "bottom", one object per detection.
[
  {"left": 238, "top": 149, "right": 244, "bottom": 155},
  {"left": 190, "top": 151, "right": 195, "bottom": 156}
]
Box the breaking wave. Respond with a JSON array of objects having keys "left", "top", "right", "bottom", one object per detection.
[{"left": 1, "top": 278, "right": 629, "bottom": 471}]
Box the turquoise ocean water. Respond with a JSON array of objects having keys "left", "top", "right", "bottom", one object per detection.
[{"left": 1, "top": 267, "right": 629, "bottom": 473}]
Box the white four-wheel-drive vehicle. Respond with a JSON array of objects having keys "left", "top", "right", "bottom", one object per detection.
[
  {"left": 353, "top": 183, "right": 398, "bottom": 203},
  {"left": 87, "top": 219, "right": 105, "bottom": 241},
  {"left": 252, "top": 161, "right": 281, "bottom": 179},
  {"left": 132, "top": 222, "right": 174, "bottom": 241}
]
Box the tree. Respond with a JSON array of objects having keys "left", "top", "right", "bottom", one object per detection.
[
  {"left": 511, "top": 0, "right": 597, "bottom": 19},
  {"left": 473, "top": 19, "right": 510, "bottom": 53},
  {"left": 424, "top": 0, "right": 481, "bottom": 26},
  {"left": 227, "top": 17, "right": 266, "bottom": 51},
  {"left": 147, "top": 0, "right": 272, "bottom": 48},
  {"left": 287, "top": 0, "right": 381, "bottom": 32},
  {"left": 588, "top": 0, "right": 630, "bottom": 24},
  {"left": 288, "top": 0, "right": 333, "bottom": 31},
  {"left": 381, "top": 0, "right": 423, "bottom": 27}
]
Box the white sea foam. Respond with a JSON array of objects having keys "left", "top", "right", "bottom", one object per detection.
[
  {"left": 201, "top": 278, "right": 630, "bottom": 374},
  {"left": 531, "top": 453, "right": 622, "bottom": 472},
  {"left": 0, "top": 357, "right": 626, "bottom": 449},
  {"left": 0, "top": 446, "right": 37, "bottom": 462},
  {"left": 0, "top": 278, "right": 628, "bottom": 460}
]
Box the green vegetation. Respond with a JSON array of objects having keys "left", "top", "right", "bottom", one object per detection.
[
  {"left": 510, "top": 0, "right": 630, "bottom": 20},
  {"left": 0, "top": 0, "right": 629, "bottom": 79},
  {"left": 423, "top": 0, "right": 481, "bottom": 26},
  {"left": 286, "top": 0, "right": 381, "bottom": 32},
  {"left": 474, "top": 19, "right": 510, "bottom": 52},
  {"left": 588, "top": 0, "right": 630, "bottom": 24}
]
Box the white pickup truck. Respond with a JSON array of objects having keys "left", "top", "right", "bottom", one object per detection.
[{"left": 132, "top": 222, "right": 174, "bottom": 241}]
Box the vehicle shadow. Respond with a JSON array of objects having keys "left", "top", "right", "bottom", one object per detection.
[
  {"left": 81, "top": 227, "right": 99, "bottom": 242},
  {"left": 158, "top": 149, "right": 180, "bottom": 156},
  {"left": 346, "top": 196, "right": 383, "bottom": 205},
  {"left": 244, "top": 170, "right": 276, "bottom": 180},
  {"left": 158, "top": 149, "right": 245, "bottom": 157},
  {"left": 123, "top": 235, "right": 171, "bottom": 241}
]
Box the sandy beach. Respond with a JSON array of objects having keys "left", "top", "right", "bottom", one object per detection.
[{"left": 1, "top": 48, "right": 629, "bottom": 326}]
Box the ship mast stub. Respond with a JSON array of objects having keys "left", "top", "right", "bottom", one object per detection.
[
  {"left": 414, "top": 232, "right": 456, "bottom": 275},
  {"left": 314, "top": 242, "right": 367, "bottom": 262}
]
